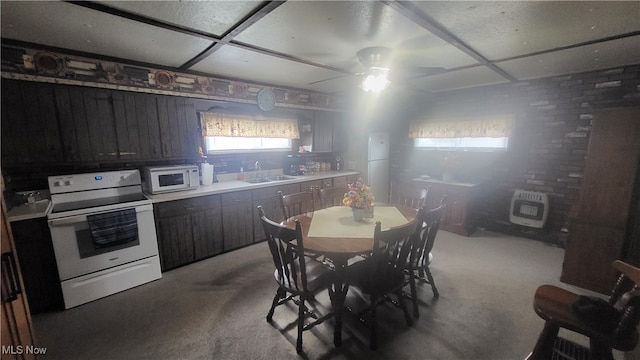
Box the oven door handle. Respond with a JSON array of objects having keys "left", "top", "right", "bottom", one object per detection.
[
  {"left": 49, "top": 213, "right": 90, "bottom": 227},
  {"left": 48, "top": 206, "right": 151, "bottom": 227}
]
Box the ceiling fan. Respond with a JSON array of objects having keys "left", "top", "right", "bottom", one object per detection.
[{"left": 309, "top": 46, "right": 447, "bottom": 92}]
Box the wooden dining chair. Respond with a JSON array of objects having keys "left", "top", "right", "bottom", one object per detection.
[
  {"left": 278, "top": 190, "right": 315, "bottom": 221},
  {"left": 391, "top": 184, "right": 428, "bottom": 210},
  {"left": 404, "top": 197, "right": 448, "bottom": 317},
  {"left": 527, "top": 260, "right": 640, "bottom": 360},
  {"left": 346, "top": 217, "right": 420, "bottom": 350},
  {"left": 258, "top": 206, "right": 335, "bottom": 354},
  {"left": 318, "top": 186, "right": 347, "bottom": 209}
]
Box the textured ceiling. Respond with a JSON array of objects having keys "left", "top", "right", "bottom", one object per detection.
[{"left": 1, "top": 1, "right": 639, "bottom": 95}]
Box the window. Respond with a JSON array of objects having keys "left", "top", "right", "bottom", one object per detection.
[
  {"left": 409, "top": 115, "right": 513, "bottom": 152},
  {"left": 199, "top": 112, "right": 299, "bottom": 153},
  {"left": 414, "top": 136, "right": 509, "bottom": 151},
  {"left": 205, "top": 136, "right": 291, "bottom": 152}
]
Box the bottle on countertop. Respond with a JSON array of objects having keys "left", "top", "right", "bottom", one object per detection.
[{"left": 237, "top": 167, "right": 245, "bottom": 181}]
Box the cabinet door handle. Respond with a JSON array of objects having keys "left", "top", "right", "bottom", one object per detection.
[
  {"left": 184, "top": 207, "right": 194, "bottom": 211},
  {"left": 1, "top": 252, "right": 22, "bottom": 302}
]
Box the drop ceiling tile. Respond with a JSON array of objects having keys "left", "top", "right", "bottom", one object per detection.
[
  {"left": 409, "top": 66, "right": 510, "bottom": 93},
  {"left": 95, "top": 1, "right": 259, "bottom": 37},
  {"left": 0, "top": 1, "right": 212, "bottom": 67},
  {"left": 189, "top": 45, "right": 348, "bottom": 92},
  {"left": 233, "top": 1, "right": 477, "bottom": 71},
  {"left": 497, "top": 35, "right": 640, "bottom": 81},
  {"left": 414, "top": 1, "right": 640, "bottom": 60}
]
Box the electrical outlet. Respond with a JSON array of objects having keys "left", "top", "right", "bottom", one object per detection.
[{"left": 348, "top": 161, "right": 356, "bottom": 170}]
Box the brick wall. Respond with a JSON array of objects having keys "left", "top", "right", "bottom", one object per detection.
[{"left": 394, "top": 65, "right": 640, "bottom": 245}]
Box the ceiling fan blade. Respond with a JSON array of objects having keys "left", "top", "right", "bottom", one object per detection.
[
  {"left": 308, "top": 73, "right": 360, "bottom": 85},
  {"left": 388, "top": 66, "right": 447, "bottom": 81}
]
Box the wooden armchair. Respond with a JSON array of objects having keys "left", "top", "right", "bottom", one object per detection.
[
  {"left": 278, "top": 190, "right": 315, "bottom": 221},
  {"left": 258, "top": 206, "right": 335, "bottom": 354},
  {"left": 391, "top": 185, "right": 428, "bottom": 210},
  {"left": 346, "top": 218, "right": 420, "bottom": 350},
  {"left": 528, "top": 260, "right": 640, "bottom": 360},
  {"left": 318, "top": 186, "right": 347, "bottom": 210},
  {"left": 404, "top": 198, "right": 448, "bottom": 317}
]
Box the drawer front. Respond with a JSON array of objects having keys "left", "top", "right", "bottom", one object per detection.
[
  {"left": 221, "top": 190, "right": 252, "bottom": 206},
  {"left": 278, "top": 183, "right": 302, "bottom": 196},
  {"left": 332, "top": 176, "right": 348, "bottom": 188},
  {"left": 156, "top": 195, "right": 221, "bottom": 217},
  {"left": 300, "top": 180, "right": 322, "bottom": 192},
  {"left": 253, "top": 183, "right": 300, "bottom": 200}
]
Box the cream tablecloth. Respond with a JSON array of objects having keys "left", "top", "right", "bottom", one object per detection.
[{"left": 307, "top": 206, "right": 410, "bottom": 238}]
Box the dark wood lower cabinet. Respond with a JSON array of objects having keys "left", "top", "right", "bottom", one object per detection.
[
  {"left": 154, "top": 195, "right": 223, "bottom": 271},
  {"left": 300, "top": 180, "right": 322, "bottom": 193},
  {"left": 10, "top": 218, "right": 64, "bottom": 314},
  {"left": 414, "top": 179, "right": 480, "bottom": 236},
  {"left": 221, "top": 191, "right": 254, "bottom": 251},
  {"left": 155, "top": 175, "right": 360, "bottom": 271}
]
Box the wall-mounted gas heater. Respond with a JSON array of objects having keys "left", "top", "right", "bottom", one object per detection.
[{"left": 509, "top": 190, "right": 549, "bottom": 229}]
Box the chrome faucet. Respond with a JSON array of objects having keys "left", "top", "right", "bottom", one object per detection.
[{"left": 255, "top": 161, "right": 262, "bottom": 178}]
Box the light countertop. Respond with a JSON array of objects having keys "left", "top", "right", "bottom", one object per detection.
[
  {"left": 412, "top": 177, "right": 479, "bottom": 187},
  {"left": 145, "top": 171, "right": 359, "bottom": 203},
  {"left": 6, "top": 171, "right": 359, "bottom": 220},
  {"left": 7, "top": 200, "right": 52, "bottom": 222}
]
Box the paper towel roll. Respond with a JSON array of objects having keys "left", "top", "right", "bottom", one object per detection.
[{"left": 201, "top": 163, "right": 214, "bottom": 186}]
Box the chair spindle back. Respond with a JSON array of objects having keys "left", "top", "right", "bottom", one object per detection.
[{"left": 258, "top": 206, "right": 308, "bottom": 292}]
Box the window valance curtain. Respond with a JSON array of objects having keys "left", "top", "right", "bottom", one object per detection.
[
  {"left": 200, "top": 112, "right": 300, "bottom": 139},
  {"left": 408, "top": 115, "right": 513, "bottom": 139}
]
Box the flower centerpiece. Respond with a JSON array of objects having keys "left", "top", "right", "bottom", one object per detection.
[{"left": 343, "top": 177, "right": 375, "bottom": 221}]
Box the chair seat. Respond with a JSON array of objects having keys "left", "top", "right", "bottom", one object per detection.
[
  {"left": 347, "top": 258, "right": 405, "bottom": 295},
  {"left": 274, "top": 256, "right": 334, "bottom": 293},
  {"left": 534, "top": 284, "right": 638, "bottom": 351}
]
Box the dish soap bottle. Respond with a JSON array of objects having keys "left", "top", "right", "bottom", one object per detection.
[{"left": 237, "top": 167, "right": 245, "bottom": 181}]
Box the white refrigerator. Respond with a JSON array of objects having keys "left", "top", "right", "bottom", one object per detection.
[{"left": 367, "top": 132, "right": 390, "bottom": 203}]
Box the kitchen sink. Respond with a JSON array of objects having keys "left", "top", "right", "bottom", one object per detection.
[
  {"left": 267, "top": 175, "right": 296, "bottom": 181},
  {"left": 245, "top": 178, "right": 272, "bottom": 183},
  {"left": 245, "top": 175, "right": 296, "bottom": 184}
]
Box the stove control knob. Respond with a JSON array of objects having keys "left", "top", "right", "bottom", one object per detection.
[
  {"left": 65, "top": 180, "right": 73, "bottom": 186},
  {"left": 54, "top": 181, "right": 63, "bottom": 187}
]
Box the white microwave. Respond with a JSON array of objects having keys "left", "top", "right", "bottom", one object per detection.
[{"left": 143, "top": 165, "right": 199, "bottom": 194}]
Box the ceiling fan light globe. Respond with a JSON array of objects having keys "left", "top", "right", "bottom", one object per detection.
[{"left": 361, "top": 67, "right": 390, "bottom": 92}]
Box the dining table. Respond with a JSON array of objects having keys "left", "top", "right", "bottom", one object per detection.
[{"left": 282, "top": 203, "right": 418, "bottom": 348}]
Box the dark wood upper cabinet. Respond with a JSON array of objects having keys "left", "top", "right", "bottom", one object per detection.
[
  {"left": 111, "top": 91, "right": 163, "bottom": 160},
  {"left": 156, "top": 95, "right": 199, "bottom": 159},
  {"left": 84, "top": 88, "right": 120, "bottom": 161},
  {"left": 1, "top": 79, "right": 201, "bottom": 165},
  {"left": 55, "top": 85, "right": 92, "bottom": 162},
  {"left": 1, "top": 79, "right": 64, "bottom": 164},
  {"left": 332, "top": 113, "right": 347, "bottom": 153},
  {"left": 313, "top": 111, "right": 333, "bottom": 152}
]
